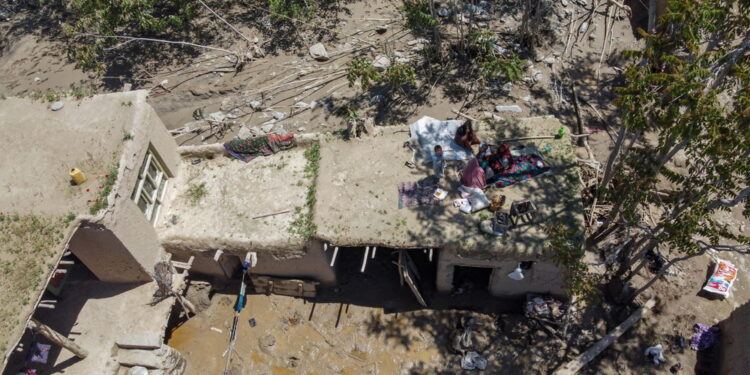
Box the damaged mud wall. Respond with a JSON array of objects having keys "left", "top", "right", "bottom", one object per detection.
[
  {"left": 436, "top": 249, "right": 565, "bottom": 297},
  {"left": 165, "top": 239, "right": 336, "bottom": 284},
  {"left": 69, "top": 223, "right": 152, "bottom": 282},
  {"left": 251, "top": 239, "right": 336, "bottom": 285}
]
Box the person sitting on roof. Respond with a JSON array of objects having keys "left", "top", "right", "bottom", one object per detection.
[
  {"left": 454, "top": 120, "right": 481, "bottom": 151},
  {"left": 460, "top": 158, "right": 486, "bottom": 189},
  {"left": 485, "top": 144, "right": 515, "bottom": 174}
]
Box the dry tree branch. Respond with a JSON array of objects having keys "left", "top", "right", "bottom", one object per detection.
[{"left": 74, "top": 33, "right": 238, "bottom": 55}]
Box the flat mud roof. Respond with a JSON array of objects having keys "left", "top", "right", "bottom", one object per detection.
[
  {"left": 0, "top": 91, "right": 144, "bottom": 216},
  {"left": 314, "top": 116, "right": 584, "bottom": 260},
  {"left": 157, "top": 147, "right": 313, "bottom": 256}
]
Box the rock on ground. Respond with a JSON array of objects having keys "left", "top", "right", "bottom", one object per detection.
[
  {"left": 495, "top": 105, "right": 523, "bottom": 113},
  {"left": 309, "top": 43, "right": 329, "bottom": 61},
  {"left": 373, "top": 55, "right": 392, "bottom": 70}
]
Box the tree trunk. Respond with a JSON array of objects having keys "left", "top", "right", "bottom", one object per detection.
[
  {"left": 553, "top": 299, "right": 656, "bottom": 375},
  {"left": 647, "top": 0, "right": 657, "bottom": 33},
  {"left": 599, "top": 126, "right": 626, "bottom": 193},
  {"left": 571, "top": 85, "right": 585, "bottom": 147},
  {"left": 28, "top": 318, "right": 88, "bottom": 359}
]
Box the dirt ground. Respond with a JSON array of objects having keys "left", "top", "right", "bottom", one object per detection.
[
  {"left": 2, "top": 0, "right": 749, "bottom": 374},
  {"left": 0, "top": 0, "right": 642, "bottom": 142}
]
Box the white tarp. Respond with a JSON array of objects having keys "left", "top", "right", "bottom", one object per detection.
[{"left": 409, "top": 116, "right": 472, "bottom": 164}]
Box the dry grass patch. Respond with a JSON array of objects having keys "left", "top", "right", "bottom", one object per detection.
[{"left": 0, "top": 214, "right": 70, "bottom": 354}]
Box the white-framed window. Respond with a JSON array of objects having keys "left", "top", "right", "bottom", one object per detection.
[{"left": 131, "top": 148, "right": 168, "bottom": 225}]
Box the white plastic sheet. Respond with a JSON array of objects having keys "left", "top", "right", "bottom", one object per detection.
[{"left": 409, "top": 116, "right": 472, "bottom": 164}]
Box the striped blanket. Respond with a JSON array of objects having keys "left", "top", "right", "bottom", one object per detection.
[
  {"left": 224, "top": 134, "right": 296, "bottom": 162},
  {"left": 486, "top": 153, "right": 550, "bottom": 188}
]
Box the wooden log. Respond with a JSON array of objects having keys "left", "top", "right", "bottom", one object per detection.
[
  {"left": 28, "top": 318, "right": 88, "bottom": 359},
  {"left": 553, "top": 299, "right": 656, "bottom": 375}
]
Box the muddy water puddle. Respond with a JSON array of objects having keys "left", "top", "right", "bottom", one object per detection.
[{"left": 169, "top": 293, "right": 441, "bottom": 374}]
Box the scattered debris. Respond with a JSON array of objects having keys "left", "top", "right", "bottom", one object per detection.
[
  {"left": 702, "top": 258, "right": 737, "bottom": 297},
  {"left": 644, "top": 344, "right": 666, "bottom": 365},
  {"left": 525, "top": 295, "right": 564, "bottom": 322},
  {"left": 272, "top": 111, "right": 287, "bottom": 120},
  {"left": 210, "top": 327, "right": 223, "bottom": 334},
  {"left": 346, "top": 117, "right": 375, "bottom": 138},
  {"left": 501, "top": 82, "right": 513, "bottom": 93},
  {"left": 206, "top": 111, "right": 236, "bottom": 123},
  {"left": 690, "top": 324, "right": 720, "bottom": 350},
  {"left": 461, "top": 351, "right": 488, "bottom": 370}
]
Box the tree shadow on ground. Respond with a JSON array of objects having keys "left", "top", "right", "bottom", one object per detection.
[{"left": 233, "top": 0, "right": 354, "bottom": 55}]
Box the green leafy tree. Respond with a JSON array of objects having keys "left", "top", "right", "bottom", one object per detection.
[
  {"left": 56, "top": 0, "right": 200, "bottom": 72},
  {"left": 590, "top": 0, "right": 750, "bottom": 300},
  {"left": 545, "top": 224, "right": 601, "bottom": 300},
  {"left": 401, "top": 0, "right": 437, "bottom": 35}
]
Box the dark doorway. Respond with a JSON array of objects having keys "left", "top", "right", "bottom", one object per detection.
[
  {"left": 452, "top": 266, "right": 493, "bottom": 292},
  {"left": 314, "top": 247, "right": 438, "bottom": 313}
]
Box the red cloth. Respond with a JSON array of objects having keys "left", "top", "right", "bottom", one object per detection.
[
  {"left": 488, "top": 144, "right": 514, "bottom": 171},
  {"left": 460, "top": 158, "right": 486, "bottom": 189}
]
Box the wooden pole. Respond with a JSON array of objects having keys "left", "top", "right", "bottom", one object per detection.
[
  {"left": 330, "top": 247, "right": 339, "bottom": 267},
  {"left": 28, "top": 318, "right": 88, "bottom": 359},
  {"left": 360, "top": 247, "right": 370, "bottom": 273},
  {"left": 571, "top": 84, "right": 586, "bottom": 147},
  {"left": 553, "top": 299, "right": 656, "bottom": 375}
]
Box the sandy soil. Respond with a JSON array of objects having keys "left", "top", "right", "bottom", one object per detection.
[{"left": 2, "top": 1, "right": 748, "bottom": 374}]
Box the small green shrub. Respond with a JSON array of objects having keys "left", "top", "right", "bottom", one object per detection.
[
  {"left": 336, "top": 103, "right": 360, "bottom": 121},
  {"left": 43, "top": 91, "right": 61, "bottom": 102},
  {"left": 347, "top": 57, "right": 381, "bottom": 91},
  {"left": 186, "top": 182, "right": 207, "bottom": 206},
  {"left": 89, "top": 166, "right": 119, "bottom": 214},
  {"left": 289, "top": 143, "right": 320, "bottom": 239},
  {"left": 480, "top": 52, "right": 525, "bottom": 83},
  {"left": 383, "top": 62, "right": 416, "bottom": 94},
  {"left": 268, "top": 0, "right": 315, "bottom": 20}
]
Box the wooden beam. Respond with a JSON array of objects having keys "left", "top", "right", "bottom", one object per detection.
[
  {"left": 28, "top": 318, "right": 88, "bottom": 359},
  {"left": 553, "top": 299, "right": 656, "bottom": 375},
  {"left": 360, "top": 247, "right": 370, "bottom": 273},
  {"left": 330, "top": 246, "right": 339, "bottom": 267}
]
